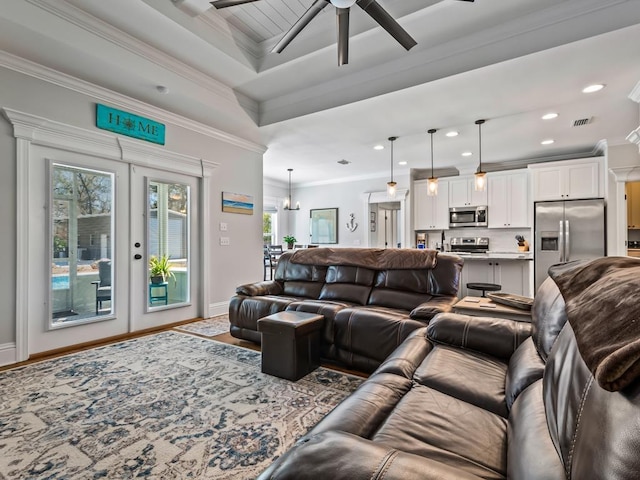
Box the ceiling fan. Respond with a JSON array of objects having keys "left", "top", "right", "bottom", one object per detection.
[{"left": 212, "top": 0, "right": 475, "bottom": 66}]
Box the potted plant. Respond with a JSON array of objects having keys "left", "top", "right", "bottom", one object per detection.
[
  {"left": 149, "top": 254, "right": 175, "bottom": 284},
  {"left": 283, "top": 235, "right": 297, "bottom": 250}
]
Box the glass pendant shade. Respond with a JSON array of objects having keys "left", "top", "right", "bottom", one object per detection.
[
  {"left": 427, "top": 177, "right": 438, "bottom": 196},
  {"left": 474, "top": 119, "right": 486, "bottom": 192},
  {"left": 386, "top": 136, "right": 398, "bottom": 198},
  {"left": 474, "top": 171, "right": 487, "bottom": 191},
  {"left": 387, "top": 181, "right": 397, "bottom": 198},
  {"left": 427, "top": 128, "right": 438, "bottom": 196}
]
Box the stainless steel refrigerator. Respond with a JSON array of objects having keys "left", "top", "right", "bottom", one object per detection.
[{"left": 534, "top": 198, "right": 606, "bottom": 292}]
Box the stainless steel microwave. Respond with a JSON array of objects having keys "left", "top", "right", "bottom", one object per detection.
[{"left": 449, "top": 206, "right": 488, "bottom": 228}]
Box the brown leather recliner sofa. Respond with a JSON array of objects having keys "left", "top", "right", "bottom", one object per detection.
[
  {"left": 258, "top": 257, "right": 640, "bottom": 480},
  {"left": 229, "top": 248, "right": 463, "bottom": 372}
]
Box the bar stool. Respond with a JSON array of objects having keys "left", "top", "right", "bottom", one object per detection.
[{"left": 467, "top": 282, "right": 501, "bottom": 297}]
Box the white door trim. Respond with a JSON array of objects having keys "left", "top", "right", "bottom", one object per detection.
[
  {"left": 609, "top": 166, "right": 640, "bottom": 256},
  {"left": 3, "top": 107, "right": 218, "bottom": 362}
]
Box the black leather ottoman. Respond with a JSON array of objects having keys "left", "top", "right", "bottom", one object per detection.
[{"left": 257, "top": 311, "right": 324, "bottom": 381}]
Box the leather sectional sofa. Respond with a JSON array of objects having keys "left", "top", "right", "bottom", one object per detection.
[
  {"left": 229, "top": 248, "right": 463, "bottom": 372},
  {"left": 258, "top": 257, "right": 640, "bottom": 479}
]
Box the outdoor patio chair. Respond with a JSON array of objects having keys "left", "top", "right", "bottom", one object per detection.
[{"left": 91, "top": 259, "right": 111, "bottom": 314}]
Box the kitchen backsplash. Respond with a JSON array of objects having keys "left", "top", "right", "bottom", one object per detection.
[{"left": 425, "top": 228, "right": 531, "bottom": 252}]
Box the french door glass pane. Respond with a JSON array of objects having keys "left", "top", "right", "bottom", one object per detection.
[
  {"left": 51, "top": 164, "right": 114, "bottom": 326},
  {"left": 148, "top": 180, "right": 190, "bottom": 309}
]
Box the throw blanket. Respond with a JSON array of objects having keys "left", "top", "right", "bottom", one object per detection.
[
  {"left": 550, "top": 257, "right": 640, "bottom": 392},
  {"left": 289, "top": 248, "right": 438, "bottom": 270}
]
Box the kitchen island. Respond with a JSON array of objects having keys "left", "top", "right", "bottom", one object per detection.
[{"left": 454, "top": 251, "right": 533, "bottom": 298}]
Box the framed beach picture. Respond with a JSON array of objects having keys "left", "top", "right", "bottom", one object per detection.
[
  {"left": 222, "top": 192, "right": 254, "bottom": 215},
  {"left": 310, "top": 208, "right": 338, "bottom": 244}
]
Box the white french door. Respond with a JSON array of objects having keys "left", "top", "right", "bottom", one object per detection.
[{"left": 129, "top": 165, "right": 200, "bottom": 331}]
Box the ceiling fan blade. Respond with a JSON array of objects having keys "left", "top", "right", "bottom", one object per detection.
[
  {"left": 211, "top": 0, "right": 261, "bottom": 9},
  {"left": 337, "top": 8, "right": 350, "bottom": 66},
  {"left": 272, "top": 0, "right": 328, "bottom": 54},
  {"left": 356, "top": 0, "right": 417, "bottom": 51}
]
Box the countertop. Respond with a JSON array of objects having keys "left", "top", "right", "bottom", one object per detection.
[{"left": 447, "top": 251, "right": 533, "bottom": 260}]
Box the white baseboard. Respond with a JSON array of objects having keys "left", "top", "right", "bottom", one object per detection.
[
  {"left": 0, "top": 343, "right": 17, "bottom": 367},
  {"left": 208, "top": 301, "right": 229, "bottom": 318}
]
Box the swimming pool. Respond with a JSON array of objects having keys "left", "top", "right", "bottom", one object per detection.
[{"left": 52, "top": 276, "right": 69, "bottom": 290}]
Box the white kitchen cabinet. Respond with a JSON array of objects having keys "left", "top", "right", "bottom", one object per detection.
[
  {"left": 488, "top": 170, "right": 529, "bottom": 228},
  {"left": 529, "top": 158, "right": 603, "bottom": 201},
  {"left": 459, "top": 259, "right": 530, "bottom": 298},
  {"left": 414, "top": 179, "right": 449, "bottom": 230},
  {"left": 449, "top": 176, "right": 488, "bottom": 207}
]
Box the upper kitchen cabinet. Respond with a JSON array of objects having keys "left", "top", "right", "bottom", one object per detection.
[
  {"left": 449, "top": 176, "right": 488, "bottom": 207},
  {"left": 414, "top": 179, "right": 450, "bottom": 230},
  {"left": 529, "top": 157, "right": 604, "bottom": 201},
  {"left": 488, "top": 170, "right": 530, "bottom": 228}
]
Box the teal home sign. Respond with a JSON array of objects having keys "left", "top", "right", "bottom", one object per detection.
[{"left": 96, "top": 104, "right": 165, "bottom": 145}]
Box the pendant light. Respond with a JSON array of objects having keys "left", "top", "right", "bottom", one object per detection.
[
  {"left": 386, "top": 136, "right": 398, "bottom": 198},
  {"left": 427, "top": 128, "right": 438, "bottom": 196},
  {"left": 283, "top": 168, "right": 300, "bottom": 210},
  {"left": 474, "top": 119, "right": 487, "bottom": 192}
]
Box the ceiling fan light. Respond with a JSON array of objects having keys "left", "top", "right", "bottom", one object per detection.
[
  {"left": 330, "top": 0, "right": 357, "bottom": 8},
  {"left": 427, "top": 177, "right": 438, "bottom": 196}
]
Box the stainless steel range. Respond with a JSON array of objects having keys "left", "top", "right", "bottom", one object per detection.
[{"left": 449, "top": 237, "right": 489, "bottom": 254}]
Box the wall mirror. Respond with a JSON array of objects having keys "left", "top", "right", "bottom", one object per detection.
[{"left": 310, "top": 208, "right": 338, "bottom": 244}]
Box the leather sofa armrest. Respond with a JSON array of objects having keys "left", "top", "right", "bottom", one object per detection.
[
  {"left": 427, "top": 313, "right": 532, "bottom": 360},
  {"left": 235, "top": 281, "right": 283, "bottom": 297},
  {"left": 258, "top": 431, "right": 485, "bottom": 480},
  {"left": 410, "top": 296, "right": 458, "bottom": 321}
]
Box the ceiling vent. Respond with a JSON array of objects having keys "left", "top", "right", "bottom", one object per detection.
[
  {"left": 337, "top": 159, "right": 351, "bottom": 165},
  {"left": 572, "top": 117, "right": 592, "bottom": 127}
]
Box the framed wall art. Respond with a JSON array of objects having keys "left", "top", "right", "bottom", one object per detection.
[{"left": 310, "top": 208, "right": 338, "bottom": 244}]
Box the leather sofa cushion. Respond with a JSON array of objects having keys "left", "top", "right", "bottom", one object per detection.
[
  {"left": 372, "top": 384, "right": 507, "bottom": 480},
  {"left": 530, "top": 276, "right": 568, "bottom": 362},
  {"left": 310, "top": 373, "right": 412, "bottom": 438},
  {"left": 258, "top": 430, "right": 489, "bottom": 480},
  {"left": 275, "top": 256, "right": 327, "bottom": 282},
  {"left": 282, "top": 280, "right": 324, "bottom": 299},
  {"left": 373, "top": 327, "right": 432, "bottom": 379},
  {"left": 228, "top": 295, "right": 302, "bottom": 336},
  {"left": 333, "top": 306, "right": 425, "bottom": 370},
  {"left": 368, "top": 289, "right": 432, "bottom": 311},
  {"left": 325, "top": 265, "right": 375, "bottom": 285},
  {"left": 374, "top": 269, "right": 430, "bottom": 293},
  {"left": 414, "top": 345, "right": 509, "bottom": 417},
  {"left": 427, "top": 313, "right": 531, "bottom": 360},
  {"left": 505, "top": 336, "right": 545, "bottom": 410},
  {"left": 429, "top": 254, "right": 464, "bottom": 296},
  {"left": 286, "top": 299, "right": 354, "bottom": 346},
  {"left": 507, "top": 381, "right": 564, "bottom": 480},
  {"left": 319, "top": 283, "right": 371, "bottom": 305},
  {"left": 409, "top": 296, "right": 458, "bottom": 321}
]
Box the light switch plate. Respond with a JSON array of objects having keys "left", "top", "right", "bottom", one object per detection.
[{"left": 220, "top": 222, "right": 228, "bottom": 231}]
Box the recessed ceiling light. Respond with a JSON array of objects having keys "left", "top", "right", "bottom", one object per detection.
[
  {"left": 542, "top": 113, "right": 558, "bottom": 120},
  {"left": 582, "top": 84, "right": 605, "bottom": 93},
  {"left": 374, "top": 145, "right": 385, "bottom": 150},
  {"left": 541, "top": 139, "right": 555, "bottom": 145},
  {"left": 462, "top": 152, "right": 473, "bottom": 157},
  {"left": 446, "top": 131, "right": 459, "bottom": 137},
  {"left": 398, "top": 161, "right": 407, "bottom": 166}
]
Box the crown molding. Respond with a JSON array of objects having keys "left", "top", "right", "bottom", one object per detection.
[
  {"left": 25, "top": 0, "right": 236, "bottom": 102},
  {"left": 0, "top": 50, "right": 266, "bottom": 154}
]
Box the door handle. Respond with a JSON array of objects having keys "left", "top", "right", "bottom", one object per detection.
[
  {"left": 134, "top": 254, "right": 142, "bottom": 260},
  {"left": 558, "top": 220, "right": 565, "bottom": 263},
  {"left": 565, "top": 220, "right": 570, "bottom": 262}
]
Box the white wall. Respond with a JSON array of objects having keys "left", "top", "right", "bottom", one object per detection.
[
  {"left": 0, "top": 65, "right": 264, "bottom": 346},
  {"left": 286, "top": 174, "right": 410, "bottom": 248}
]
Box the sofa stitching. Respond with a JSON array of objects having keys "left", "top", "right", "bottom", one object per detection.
[
  {"left": 370, "top": 450, "right": 398, "bottom": 480},
  {"left": 567, "top": 376, "right": 594, "bottom": 477},
  {"left": 462, "top": 317, "right": 470, "bottom": 349}
]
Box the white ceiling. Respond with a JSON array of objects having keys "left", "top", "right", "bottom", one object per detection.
[{"left": 1, "top": 0, "right": 639, "bottom": 186}]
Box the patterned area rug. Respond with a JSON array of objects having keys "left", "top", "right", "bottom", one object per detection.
[
  {"left": 0, "top": 332, "right": 363, "bottom": 479},
  {"left": 175, "top": 315, "right": 230, "bottom": 337}
]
